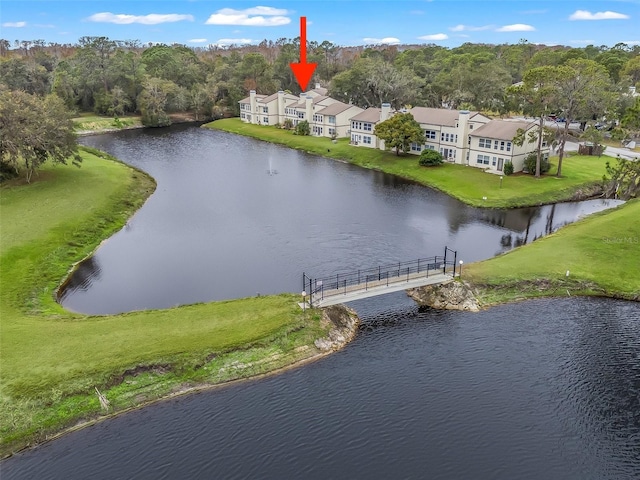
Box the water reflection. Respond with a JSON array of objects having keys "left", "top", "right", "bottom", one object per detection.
[{"left": 61, "top": 126, "right": 622, "bottom": 314}]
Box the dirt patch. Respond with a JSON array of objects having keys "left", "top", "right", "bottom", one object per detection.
[{"left": 106, "top": 364, "right": 172, "bottom": 388}]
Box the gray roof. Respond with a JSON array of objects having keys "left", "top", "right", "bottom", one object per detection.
[
  {"left": 410, "top": 107, "right": 470, "bottom": 127},
  {"left": 257, "top": 92, "right": 279, "bottom": 104},
  {"left": 310, "top": 86, "right": 328, "bottom": 96},
  {"left": 471, "top": 120, "right": 535, "bottom": 140},
  {"left": 239, "top": 94, "right": 267, "bottom": 103},
  {"left": 316, "top": 102, "right": 358, "bottom": 116},
  {"left": 350, "top": 108, "right": 382, "bottom": 123}
]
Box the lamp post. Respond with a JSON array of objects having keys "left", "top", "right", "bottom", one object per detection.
[
  {"left": 459, "top": 260, "right": 464, "bottom": 277},
  {"left": 499, "top": 176, "right": 503, "bottom": 189},
  {"left": 301, "top": 291, "right": 307, "bottom": 312}
]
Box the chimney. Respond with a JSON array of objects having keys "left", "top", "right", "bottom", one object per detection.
[
  {"left": 277, "top": 90, "right": 285, "bottom": 124},
  {"left": 456, "top": 110, "right": 470, "bottom": 163},
  {"left": 305, "top": 94, "right": 313, "bottom": 123},
  {"left": 381, "top": 103, "right": 391, "bottom": 122},
  {"left": 249, "top": 90, "right": 257, "bottom": 124}
]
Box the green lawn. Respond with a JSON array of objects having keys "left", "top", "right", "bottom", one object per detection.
[
  {"left": 206, "top": 118, "right": 612, "bottom": 208},
  {"left": 72, "top": 114, "right": 142, "bottom": 132},
  {"left": 465, "top": 199, "right": 640, "bottom": 304},
  {"left": 0, "top": 150, "right": 327, "bottom": 455}
]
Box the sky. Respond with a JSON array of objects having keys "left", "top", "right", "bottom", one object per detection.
[{"left": 1, "top": 0, "right": 639, "bottom": 49}]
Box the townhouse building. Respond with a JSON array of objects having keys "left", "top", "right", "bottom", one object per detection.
[
  {"left": 239, "top": 85, "right": 363, "bottom": 139},
  {"left": 239, "top": 87, "right": 548, "bottom": 173}
]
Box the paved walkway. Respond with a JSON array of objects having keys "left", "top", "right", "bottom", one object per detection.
[{"left": 311, "top": 271, "right": 454, "bottom": 307}]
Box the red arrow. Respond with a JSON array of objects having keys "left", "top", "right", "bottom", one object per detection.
[{"left": 290, "top": 16, "right": 317, "bottom": 91}]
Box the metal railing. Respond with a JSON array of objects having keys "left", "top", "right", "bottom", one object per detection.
[{"left": 303, "top": 247, "right": 458, "bottom": 307}]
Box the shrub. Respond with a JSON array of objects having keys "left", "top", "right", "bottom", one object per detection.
[
  {"left": 524, "top": 153, "right": 550, "bottom": 175},
  {"left": 282, "top": 118, "right": 293, "bottom": 130},
  {"left": 294, "top": 120, "right": 310, "bottom": 136},
  {"left": 418, "top": 149, "right": 444, "bottom": 167},
  {"left": 503, "top": 161, "right": 514, "bottom": 176}
]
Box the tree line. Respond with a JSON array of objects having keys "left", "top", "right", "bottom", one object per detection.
[
  {"left": 1, "top": 36, "right": 639, "bottom": 190},
  {"left": 1, "top": 36, "right": 639, "bottom": 125}
]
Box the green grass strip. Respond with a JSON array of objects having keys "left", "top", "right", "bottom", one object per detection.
[{"left": 465, "top": 199, "right": 640, "bottom": 304}]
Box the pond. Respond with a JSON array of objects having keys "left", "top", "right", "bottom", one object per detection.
[
  {"left": 3, "top": 126, "right": 638, "bottom": 479},
  {"left": 59, "top": 125, "right": 621, "bottom": 314}
]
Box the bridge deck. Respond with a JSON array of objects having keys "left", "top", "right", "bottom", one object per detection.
[{"left": 311, "top": 271, "right": 454, "bottom": 307}]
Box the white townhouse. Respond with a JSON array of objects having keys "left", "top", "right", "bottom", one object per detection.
[
  {"left": 349, "top": 103, "right": 392, "bottom": 148},
  {"left": 408, "top": 107, "right": 491, "bottom": 164},
  {"left": 239, "top": 90, "right": 548, "bottom": 172},
  {"left": 312, "top": 101, "right": 365, "bottom": 138},
  {"left": 469, "top": 120, "right": 550, "bottom": 174},
  {"left": 239, "top": 90, "right": 299, "bottom": 126},
  {"left": 350, "top": 105, "right": 492, "bottom": 162},
  {"left": 239, "top": 85, "right": 364, "bottom": 139}
]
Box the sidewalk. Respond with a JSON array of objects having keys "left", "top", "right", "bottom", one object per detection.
[{"left": 564, "top": 140, "right": 640, "bottom": 161}]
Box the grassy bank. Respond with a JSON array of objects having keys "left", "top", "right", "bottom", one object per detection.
[
  {"left": 0, "top": 150, "right": 331, "bottom": 456},
  {"left": 464, "top": 199, "right": 640, "bottom": 304},
  {"left": 72, "top": 114, "right": 143, "bottom": 134},
  {"left": 206, "top": 118, "right": 611, "bottom": 208}
]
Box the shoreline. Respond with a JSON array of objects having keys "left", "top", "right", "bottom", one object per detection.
[
  {"left": 3, "top": 122, "right": 637, "bottom": 459},
  {"left": 4, "top": 305, "right": 360, "bottom": 460}
]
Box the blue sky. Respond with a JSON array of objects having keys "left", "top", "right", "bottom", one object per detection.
[{"left": 1, "top": 0, "right": 639, "bottom": 48}]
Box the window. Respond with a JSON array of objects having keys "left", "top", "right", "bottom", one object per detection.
[
  {"left": 297, "top": 111, "right": 305, "bottom": 119},
  {"left": 476, "top": 154, "right": 490, "bottom": 165},
  {"left": 500, "top": 141, "right": 505, "bottom": 151},
  {"left": 506, "top": 142, "right": 512, "bottom": 152},
  {"left": 241, "top": 113, "right": 246, "bottom": 119},
  {"left": 313, "top": 126, "right": 323, "bottom": 135},
  {"left": 313, "top": 114, "right": 323, "bottom": 122},
  {"left": 425, "top": 129, "right": 437, "bottom": 140},
  {"left": 425, "top": 144, "right": 435, "bottom": 150},
  {"left": 363, "top": 122, "right": 372, "bottom": 131},
  {"left": 479, "top": 138, "right": 491, "bottom": 148},
  {"left": 494, "top": 141, "right": 499, "bottom": 150},
  {"left": 352, "top": 121, "right": 363, "bottom": 130},
  {"left": 329, "top": 116, "right": 336, "bottom": 124},
  {"left": 263, "top": 117, "right": 269, "bottom": 124},
  {"left": 411, "top": 143, "right": 422, "bottom": 152},
  {"left": 351, "top": 134, "right": 362, "bottom": 144},
  {"left": 262, "top": 106, "right": 268, "bottom": 113},
  {"left": 363, "top": 136, "right": 372, "bottom": 145},
  {"left": 492, "top": 156, "right": 497, "bottom": 166},
  {"left": 469, "top": 124, "right": 474, "bottom": 129},
  {"left": 328, "top": 128, "right": 335, "bottom": 136}
]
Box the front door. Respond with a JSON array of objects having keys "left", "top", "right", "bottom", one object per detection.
[{"left": 497, "top": 158, "right": 504, "bottom": 171}]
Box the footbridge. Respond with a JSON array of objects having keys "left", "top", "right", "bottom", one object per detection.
[{"left": 303, "top": 248, "right": 460, "bottom": 308}]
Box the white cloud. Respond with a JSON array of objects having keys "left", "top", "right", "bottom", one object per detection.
[
  {"left": 363, "top": 37, "right": 401, "bottom": 45},
  {"left": 188, "top": 38, "right": 208, "bottom": 43},
  {"left": 622, "top": 40, "right": 640, "bottom": 45},
  {"left": 87, "top": 12, "right": 194, "bottom": 25},
  {"left": 2, "top": 21, "right": 26, "bottom": 27},
  {"left": 450, "top": 24, "right": 492, "bottom": 32},
  {"left": 496, "top": 24, "right": 536, "bottom": 32},
  {"left": 211, "top": 38, "right": 254, "bottom": 46},
  {"left": 418, "top": 33, "right": 449, "bottom": 41},
  {"left": 205, "top": 6, "right": 290, "bottom": 26},
  {"left": 569, "top": 10, "right": 630, "bottom": 20},
  {"left": 222, "top": 6, "right": 288, "bottom": 16}
]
